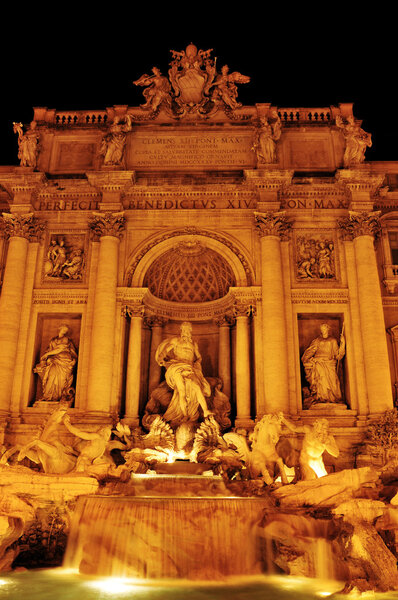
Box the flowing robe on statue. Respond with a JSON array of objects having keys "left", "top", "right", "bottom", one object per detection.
[
  {"left": 302, "top": 335, "right": 345, "bottom": 403},
  {"left": 155, "top": 336, "right": 211, "bottom": 426},
  {"left": 35, "top": 334, "right": 77, "bottom": 402}
]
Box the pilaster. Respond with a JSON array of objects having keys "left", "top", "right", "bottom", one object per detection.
[{"left": 123, "top": 301, "right": 146, "bottom": 427}]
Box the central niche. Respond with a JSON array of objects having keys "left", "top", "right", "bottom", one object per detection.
[{"left": 143, "top": 241, "right": 236, "bottom": 302}]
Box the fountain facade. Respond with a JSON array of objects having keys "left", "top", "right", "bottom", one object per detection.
[{"left": 1, "top": 43, "right": 398, "bottom": 595}]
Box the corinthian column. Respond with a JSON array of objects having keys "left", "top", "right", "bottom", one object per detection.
[
  {"left": 123, "top": 302, "right": 145, "bottom": 427},
  {"left": 233, "top": 302, "right": 255, "bottom": 428},
  {"left": 254, "top": 211, "right": 291, "bottom": 414},
  {"left": 86, "top": 211, "right": 125, "bottom": 414},
  {"left": 0, "top": 213, "right": 44, "bottom": 413},
  {"left": 215, "top": 314, "right": 234, "bottom": 399},
  {"left": 147, "top": 316, "right": 166, "bottom": 396},
  {"left": 338, "top": 211, "right": 393, "bottom": 412}
]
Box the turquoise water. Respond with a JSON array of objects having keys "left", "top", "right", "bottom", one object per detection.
[{"left": 1, "top": 570, "right": 397, "bottom": 600}]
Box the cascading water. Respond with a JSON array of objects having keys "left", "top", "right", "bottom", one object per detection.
[{"left": 64, "top": 490, "right": 268, "bottom": 580}]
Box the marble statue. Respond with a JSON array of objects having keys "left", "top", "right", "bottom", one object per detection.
[
  {"left": 225, "top": 413, "right": 291, "bottom": 485},
  {"left": 99, "top": 116, "right": 132, "bottom": 166},
  {"left": 302, "top": 323, "right": 345, "bottom": 405},
  {"left": 34, "top": 325, "right": 77, "bottom": 403},
  {"left": 155, "top": 322, "right": 212, "bottom": 424},
  {"left": 16, "top": 402, "right": 77, "bottom": 474},
  {"left": 253, "top": 112, "right": 282, "bottom": 164},
  {"left": 133, "top": 44, "right": 250, "bottom": 118},
  {"left": 282, "top": 417, "right": 339, "bottom": 480},
  {"left": 133, "top": 67, "right": 172, "bottom": 112},
  {"left": 336, "top": 114, "right": 372, "bottom": 167},
  {"left": 62, "top": 414, "right": 112, "bottom": 473},
  {"left": 13, "top": 121, "right": 39, "bottom": 168}
]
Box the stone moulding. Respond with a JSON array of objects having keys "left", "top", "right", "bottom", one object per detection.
[{"left": 291, "top": 289, "right": 349, "bottom": 304}]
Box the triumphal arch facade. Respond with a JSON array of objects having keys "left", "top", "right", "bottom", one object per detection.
[{"left": 1, "top": 43, "right": 398, "bottom": 468}]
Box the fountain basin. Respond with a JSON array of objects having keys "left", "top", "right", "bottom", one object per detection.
[{"left": 153, "top": 461, "right": 211, "bottom": 475}]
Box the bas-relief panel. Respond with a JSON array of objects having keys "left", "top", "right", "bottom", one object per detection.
[
  {"left": 41, "top": 232, "right": 88, "bottom": 285},
  {"left": 50, "top": 136, "right": 100, "bottom": 172},
  {"left": 293, "top": 230, "right": 339, "bottom": 283},
  {"left": 282, "top": 135, "right": 335, "bottom": 170}
]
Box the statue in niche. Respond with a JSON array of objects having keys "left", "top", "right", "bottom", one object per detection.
[
  {"left": 252, "top": 112, "right": 282, "bottom": 164},
  {"left": 301, "top": 323, "right": 345, "bottom": 406},
  {"left": 296, "top": 235, "right": 336, "bottom": 280},
  {"left": 99, "top": 115, "right": 132, "bottom": 166},
  {"left": 44, "top": 237, "right": 84, "bottom": 281},
  {"left": 154, "top": 322, "right": 213, "bottom": 426},
  {"left": 13, "top": 121, "right": 40, "bottom": 168},
  {"left": 281, "top": 417, "right": 339, "bottom": 480},
  {"left": 34, "top": 325, "right": 77, "bottom": 403},
  {"left": 336, "top": 114, "right": 372, "bottom": 167}
]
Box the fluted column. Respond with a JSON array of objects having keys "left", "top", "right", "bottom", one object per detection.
[
  {"left": 86, "top": 211, "right": 125, "bottom": 414},
  {"left": 254, "top": 211, "right": 292, "bottom": 413},
  {"left": 0, "top": 213, "right": 44, "bottom": 413},
  {"left": 146, "top": 315, "right": 166, "bottom": 396},
  {"left": 339, "top": 211, "right": 393, "bottom": 412},
  {"left": 123, "top": 302, "right": 145, "bottom": 426},
  {"left": 215, "top": 314, "right": 233, "bottom": 399},
  {"left": 234, "top": 302, "right": 254, "bottom": 428}
]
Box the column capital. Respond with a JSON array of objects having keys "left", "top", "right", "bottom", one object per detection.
[
  {"left": 122, "top": 301, "right": 145, "bottom": 318},
  {"left": 254, "top": 210, "right": 292, "bottom": 239},
  {"left": 233, "top": 300, "right": 256, "bottom": 318},
  {"left": 214, "top": 313, "right": 235, "bottom": 327},
  {"left": 144, "top": 314, "right": 167, "bottom": 328},
  {"left": 88, "top": 211, "right": 126, "bottom": 240},
  {"left": 337, "top": 210, "right": 381, "bottom": 241},
  {"left": 0, "top": 212, "right": 45, "bottom": 241}
]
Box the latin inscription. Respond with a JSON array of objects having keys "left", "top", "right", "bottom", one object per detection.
[
  {"left": 128, "top": 133, "right": 254, "bottom": 168},
  {"left": 281, "top": 198, "right": 349, "bottom": 209}
]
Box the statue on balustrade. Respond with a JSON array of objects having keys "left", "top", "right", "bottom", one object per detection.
[
  {"left": 99, "top": 115, "right": 132, "bottom": 166},
  {"left": 33, "top": 325, "right": 77, "bottom": 403},
  {"left": 13, "top": 121, "right": 40, "bottom": 168},
  {"left": 336, "top": 114, "right": 372, "bottom": 167},
  {"left": 252, "top": 112, "right": 282, "bottom": 164},
  {"left": 301, "top": 323, "right": 345, "bottom": 406}
]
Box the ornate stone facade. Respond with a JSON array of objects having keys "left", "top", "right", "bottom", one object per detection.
[{"left": 0, "top": 44, "right": 397, "bottom": 470}]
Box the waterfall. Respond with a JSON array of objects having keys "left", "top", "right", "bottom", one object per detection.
[{"left": 64, "top": 495, "right": 268, "bottom": 580}]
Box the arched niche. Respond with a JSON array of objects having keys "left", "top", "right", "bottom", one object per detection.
[{"left": 125, "top": 228, "right": 254, "bottom": 289}]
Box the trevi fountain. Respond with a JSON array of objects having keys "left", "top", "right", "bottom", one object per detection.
[{"left": 1, "top": 43, "right": 398, "bottom": 598}]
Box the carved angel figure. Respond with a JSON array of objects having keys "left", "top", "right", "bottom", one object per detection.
[
  {"left": 336, "top": 114, "right": 372, "bottom": 167},
  {"left": 13, "top": 121, "right": 39, "bottom": 168},
  {"left": 133, "top": 67, "right": 172, "bottom": 112},
  {"left": 210, "top": 65, "right": 250, "bottom": 110}
]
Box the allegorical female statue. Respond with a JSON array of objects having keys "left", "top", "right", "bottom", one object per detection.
[
  {"left": 34, "top": 325, "right": 77, "bottom": 402},
  {"left": 301, "top": 323, "right": 345, "bottom": 404}
]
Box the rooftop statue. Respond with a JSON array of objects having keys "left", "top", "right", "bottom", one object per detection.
[
  {"left": 252, "top": 111, "right": 282, "bottom": 164},
  {"left": 99, "top": 115, "right": 132, "bottom": 166},
  {"left": 133, "top": 43, "right": 250, "bottom": 118},
  {"left": 336, "top": 114, "right": 372, "bottom": 167},
  {"left": 13, "top": 121, "right": 40, "bottom": 168}
]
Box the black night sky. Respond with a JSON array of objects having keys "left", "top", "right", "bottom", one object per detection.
[{"left": 0, "top": 8, "right": 395, "bottom": 166}]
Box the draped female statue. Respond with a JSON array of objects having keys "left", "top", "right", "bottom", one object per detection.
[{"left": 34, "top": 325, "right": 77, "bottom": 402}]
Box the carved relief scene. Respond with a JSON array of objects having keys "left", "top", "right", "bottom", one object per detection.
[
  {"left": 43, "top": 234, "right": 85, "bottom": 282},
  {"left": 295, "top": 232, "right": 337, "bottom": 281}
]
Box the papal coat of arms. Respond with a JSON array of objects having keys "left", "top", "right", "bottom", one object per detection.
[{"left": 133, "top": 43, "right": 250, "bottom": 118}]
